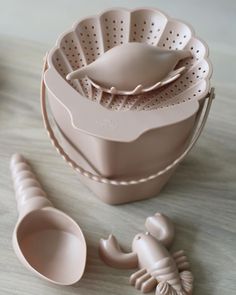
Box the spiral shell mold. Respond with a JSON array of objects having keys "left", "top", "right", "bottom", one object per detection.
[{"left": 10, "top": 154, "right": 52, "bottom": 216}]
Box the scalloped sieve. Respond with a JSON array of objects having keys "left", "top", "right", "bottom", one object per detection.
[{"left": 49, "top": 8, "right": 212, "bottom": 111}]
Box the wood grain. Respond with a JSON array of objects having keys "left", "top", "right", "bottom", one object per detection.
[{"left": 0, "top": 30, "right": 235, "bottom": 295}]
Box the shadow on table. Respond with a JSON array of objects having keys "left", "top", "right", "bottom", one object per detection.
[{"left": 173, "top": 218, "right": 216, "bottom": 295}]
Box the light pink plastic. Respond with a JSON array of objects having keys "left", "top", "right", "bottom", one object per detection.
[
  {"left": 99, "top": 213, "right": 193, "bottom": 294},
  {"left": 48, "top": 7, "right": 212, "bottom": 111},
  {"left": 10, "top": 154, "right": 87, "bottom": 285},
  {"left": 42, "top": 7, "right": 214, "bottom": 204},
  {"left": 66, "top": 43, "right": 192, "bottom": 95}
]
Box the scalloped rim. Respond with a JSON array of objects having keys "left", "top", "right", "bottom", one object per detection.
[
  {"left": 46, "top": 7, "right": 213, "bottom": 119},
  {"left": 47, "top": 7, "right": 212, "bottom": 80}
]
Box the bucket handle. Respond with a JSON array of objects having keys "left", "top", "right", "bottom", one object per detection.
[{"left": 41, "top": 56, "right": 215, "bottom": 186}]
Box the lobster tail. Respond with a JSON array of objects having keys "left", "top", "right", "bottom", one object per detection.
[
  {"left": 156, "top": 282, "right": 175, "bottom": 295},
  {"left": 145, "top": 213, "right": 175, "bottom": 248},
  {"left": 156, "top": 282, "right": 188, "bottom": 295},
  {"left": 156, "top": 282, "right": 170, "bottom": 295},
  {"left": 179, "top": 271, "right": 193, "bottom": 294}
]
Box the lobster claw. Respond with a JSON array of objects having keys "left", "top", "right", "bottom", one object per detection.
[{"left": 145, "top": 213, "right": 175, "bottom": 248}]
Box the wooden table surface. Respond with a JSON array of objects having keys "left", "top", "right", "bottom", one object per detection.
[{"left": 0, "top": 4, "right": 236, "bottom": 295}]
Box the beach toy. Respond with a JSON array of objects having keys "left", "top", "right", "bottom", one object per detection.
[
  {"left": 99, "top": 213, "right": 193, "bottom": 294},
  {"left": 66, "top": 42, "right": 192, "bottom": 95},
  {"left": 10, "top": 154, "right": 87, "bottom": 285}
]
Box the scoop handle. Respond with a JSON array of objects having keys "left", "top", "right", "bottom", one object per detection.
[{"left": 10, "top": 154, "right": 52, "bottom": 217}]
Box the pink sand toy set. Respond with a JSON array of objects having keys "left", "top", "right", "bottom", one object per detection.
[{"left": 11, "top": 7, "right": 214, "bottom": 294}]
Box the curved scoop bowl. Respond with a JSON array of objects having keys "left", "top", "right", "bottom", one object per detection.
[{"left": 13, "top": 207, "right": 87, "bottom": 285}]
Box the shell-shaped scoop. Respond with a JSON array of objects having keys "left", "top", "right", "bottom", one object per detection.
[
  {"left": 10, "top": 154, "right": 87, "bottom": 285},
  {"left": 66, "top": 42, "right": 191, "bottom": 95}
]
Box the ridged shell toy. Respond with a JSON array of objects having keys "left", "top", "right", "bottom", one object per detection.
[
  {"left": 99, "top": 213, "right": 193, "bottom": 295},
  {"left": 10, "top": 154, "right": 87, "bottom": 285},
  {"left": 66, "top": 42, "right": 191, "bottom": 95}
]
